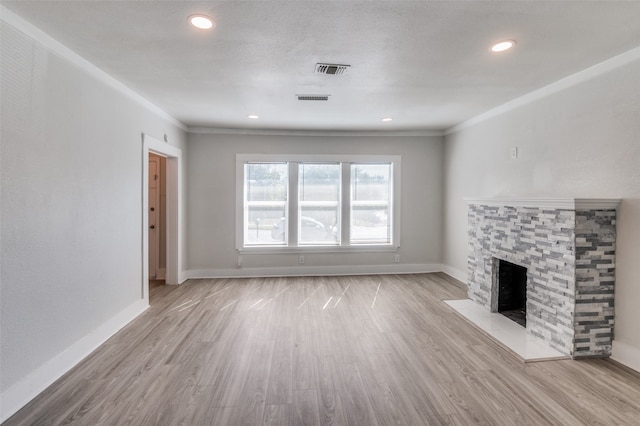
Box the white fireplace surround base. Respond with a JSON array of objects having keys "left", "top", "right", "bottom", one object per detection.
[{"left": 445, "top": 299, "right": 569, "bottom": 361}]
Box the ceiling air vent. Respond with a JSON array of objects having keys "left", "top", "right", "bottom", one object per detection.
[
  {"left": 315, "top": 63, "right": 350, "bottom": 75},
  {"left": 296, "top": 94, "right": 330, "bottom": 101}
]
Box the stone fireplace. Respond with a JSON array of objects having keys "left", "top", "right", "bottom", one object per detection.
[{"left": 466, "top": 198, "right": 619, "bottom": 358}]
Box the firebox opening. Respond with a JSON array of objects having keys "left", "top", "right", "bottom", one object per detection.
[{"left": 497, "top": 259, "right": 527, "bottom": 327}]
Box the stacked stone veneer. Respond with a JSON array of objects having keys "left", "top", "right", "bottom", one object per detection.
[
  {"left": 467, "top": 202, "right": 617, "bottom": 358},
  {"left": 574, "top": 210, "right": 617, "bottom": 356}
]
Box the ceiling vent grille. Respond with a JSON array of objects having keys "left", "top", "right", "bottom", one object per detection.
[
  {"left": 315, "top": 63, "right": 350, "bottom": 75},
  {"left": 296, "top": 94, "right": 330, "bottom": 101}
]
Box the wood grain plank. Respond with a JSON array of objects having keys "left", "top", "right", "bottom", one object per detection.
[
  {"left": 266, "top": 336, "right": 293, "bottom": 405},
  {"left": 292, "top": 389, "right": 321, "bottom": 426},
  {"left": 263, "top": 404, "right": 291, "bottom": 426},
  {"left": 335, "top": 362, "right": 379, "bottom": 426}
]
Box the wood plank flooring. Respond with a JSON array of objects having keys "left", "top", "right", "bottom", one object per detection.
[{"left": 5, "top": 273, "right": 640, "bottom": 425}]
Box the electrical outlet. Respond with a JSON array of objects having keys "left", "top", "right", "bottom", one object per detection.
[
  {"left": 511, "top": 146, "right": 518, "bottom": 159},
  {"left": 298, "top": 255, "right": 305, "bottom": 264},
  {"left": 394, "top": 254, "right": 400, "bottom": 263}
]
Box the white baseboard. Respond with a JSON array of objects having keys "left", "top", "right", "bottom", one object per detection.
[
  {"left": 442, "top": 264, "right": 467, "bottom": 284},
  {"left": 186, "top": 263, "right": 443, "bottom": 279},
  {"left": 611, "top": 340, "right": 640, "bottom": 373},
  {"left": 0, "top": 299, "right": 149, "bottom": 423}
]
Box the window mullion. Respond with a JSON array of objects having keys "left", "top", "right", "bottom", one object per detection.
[
  {"left": 341, "top": 162, "right": 351, "bottom": 247},
  {"left": 241, "top": 162, "right": 249, "bottom": 247},
  {"left": 288, "top": 162, "right": 299, "bottom": 247}
]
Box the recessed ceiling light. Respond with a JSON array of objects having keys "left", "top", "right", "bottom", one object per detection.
[
  {"left": 248, "top": 115, "right": 259, "bottom": 119},
  {"left": 381, "top": 117, "right": 393, "bottom": 122},
  {"left": 189, "top": 14, "right": 215, "bottom": 30},
  {"left": 491, "top": 40, "right": 516, "bottom": 53}
]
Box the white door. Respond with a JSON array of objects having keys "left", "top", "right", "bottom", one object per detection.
[{"left": 148, "top": 154, "right": 160, "bottom": 279}]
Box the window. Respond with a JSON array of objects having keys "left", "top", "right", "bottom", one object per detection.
[
  {"left": 298, "top": 163, "right": 341, "bottom": 245},
  {"left": 243, "top": 163, "right": 288, "bottom": 246},
  {"left": 351, "top": 164, "right": 392, "bottom": 244},
  {"left": 237, "top": 154, "right": 400, "bottom": 251}
]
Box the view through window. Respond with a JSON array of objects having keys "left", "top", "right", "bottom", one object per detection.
[
  {"left": 351, "top": 163, "right": 392, "bottom": 244},
  {"left": 244, "top": 163, "right": 288, "bottom": 245},
  {"left": 299, "top": 163, "right": 341, "bottom": 245}
]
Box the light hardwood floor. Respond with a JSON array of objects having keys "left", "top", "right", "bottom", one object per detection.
[{"left": 5, "top": 273, "right": 640, "bottom": 425}]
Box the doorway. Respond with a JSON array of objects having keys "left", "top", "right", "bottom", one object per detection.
[
  {"left": 142, "top": 133, "right": 182, "bottom": 306},
  {"left": 148, "top": 153, "right": 166, "bottom": 280}
]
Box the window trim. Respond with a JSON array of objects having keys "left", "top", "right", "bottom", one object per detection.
[
  {"left": 349, "top": 162, "right": 394, "bottom": 245},
  {"left": 236, "top": 154, "right": 401, "bottom": 253}
]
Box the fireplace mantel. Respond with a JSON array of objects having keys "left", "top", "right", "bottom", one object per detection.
[{"left": 465, "top": 197, "right": 620, "bottom": 210}]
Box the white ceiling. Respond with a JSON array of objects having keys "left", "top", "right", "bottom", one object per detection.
[{"left": 4, "top": 1, "right": 640, "bottom": 132}]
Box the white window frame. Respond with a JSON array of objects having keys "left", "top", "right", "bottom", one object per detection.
[
  {"left": 236, "top": 154, "right": 401, "bottom": 253},
  {"left": 350, "top": 162, "right": 394, "bottom": 246},
  {"left": 242, "top": 162, "right": 289, "bottom": 247}
]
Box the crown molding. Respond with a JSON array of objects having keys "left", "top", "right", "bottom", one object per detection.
[
  {"left": 445, "top": 46, "right": 640, "bottom": 135},
  {"left": 7, "top": 1, "right": 638, "bottom": 140},
  {"left": 464, "top": 198, "right": 621, "bottom": 210},
  {"left": 1, "top": 5, "right": 187, "bottom": 131},
  {"left": 188, "top": 126, "right": 445, "bottom": 137}
]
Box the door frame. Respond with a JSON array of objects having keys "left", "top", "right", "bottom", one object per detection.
[{"left": 141, "top": 133, "right": 183, "bottom": 304}]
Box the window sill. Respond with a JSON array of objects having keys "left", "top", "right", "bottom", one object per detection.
[{"left": 237, "top": 245, "right": 398, "bottom": 255}]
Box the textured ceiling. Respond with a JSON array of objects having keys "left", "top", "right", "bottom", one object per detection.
[{"left": 4, "top": 1, "right": 640, "bottom": 131}]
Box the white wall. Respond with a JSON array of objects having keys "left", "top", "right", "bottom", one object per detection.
[
  {"left": 187, "top": 133, "right": 444, "bottom": 276},
  {"left": 0, "top": 16, "right": 188, "bottom": 418},
  {"left": 443, "top": 52, "right": 640, "bottom": 370}
]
